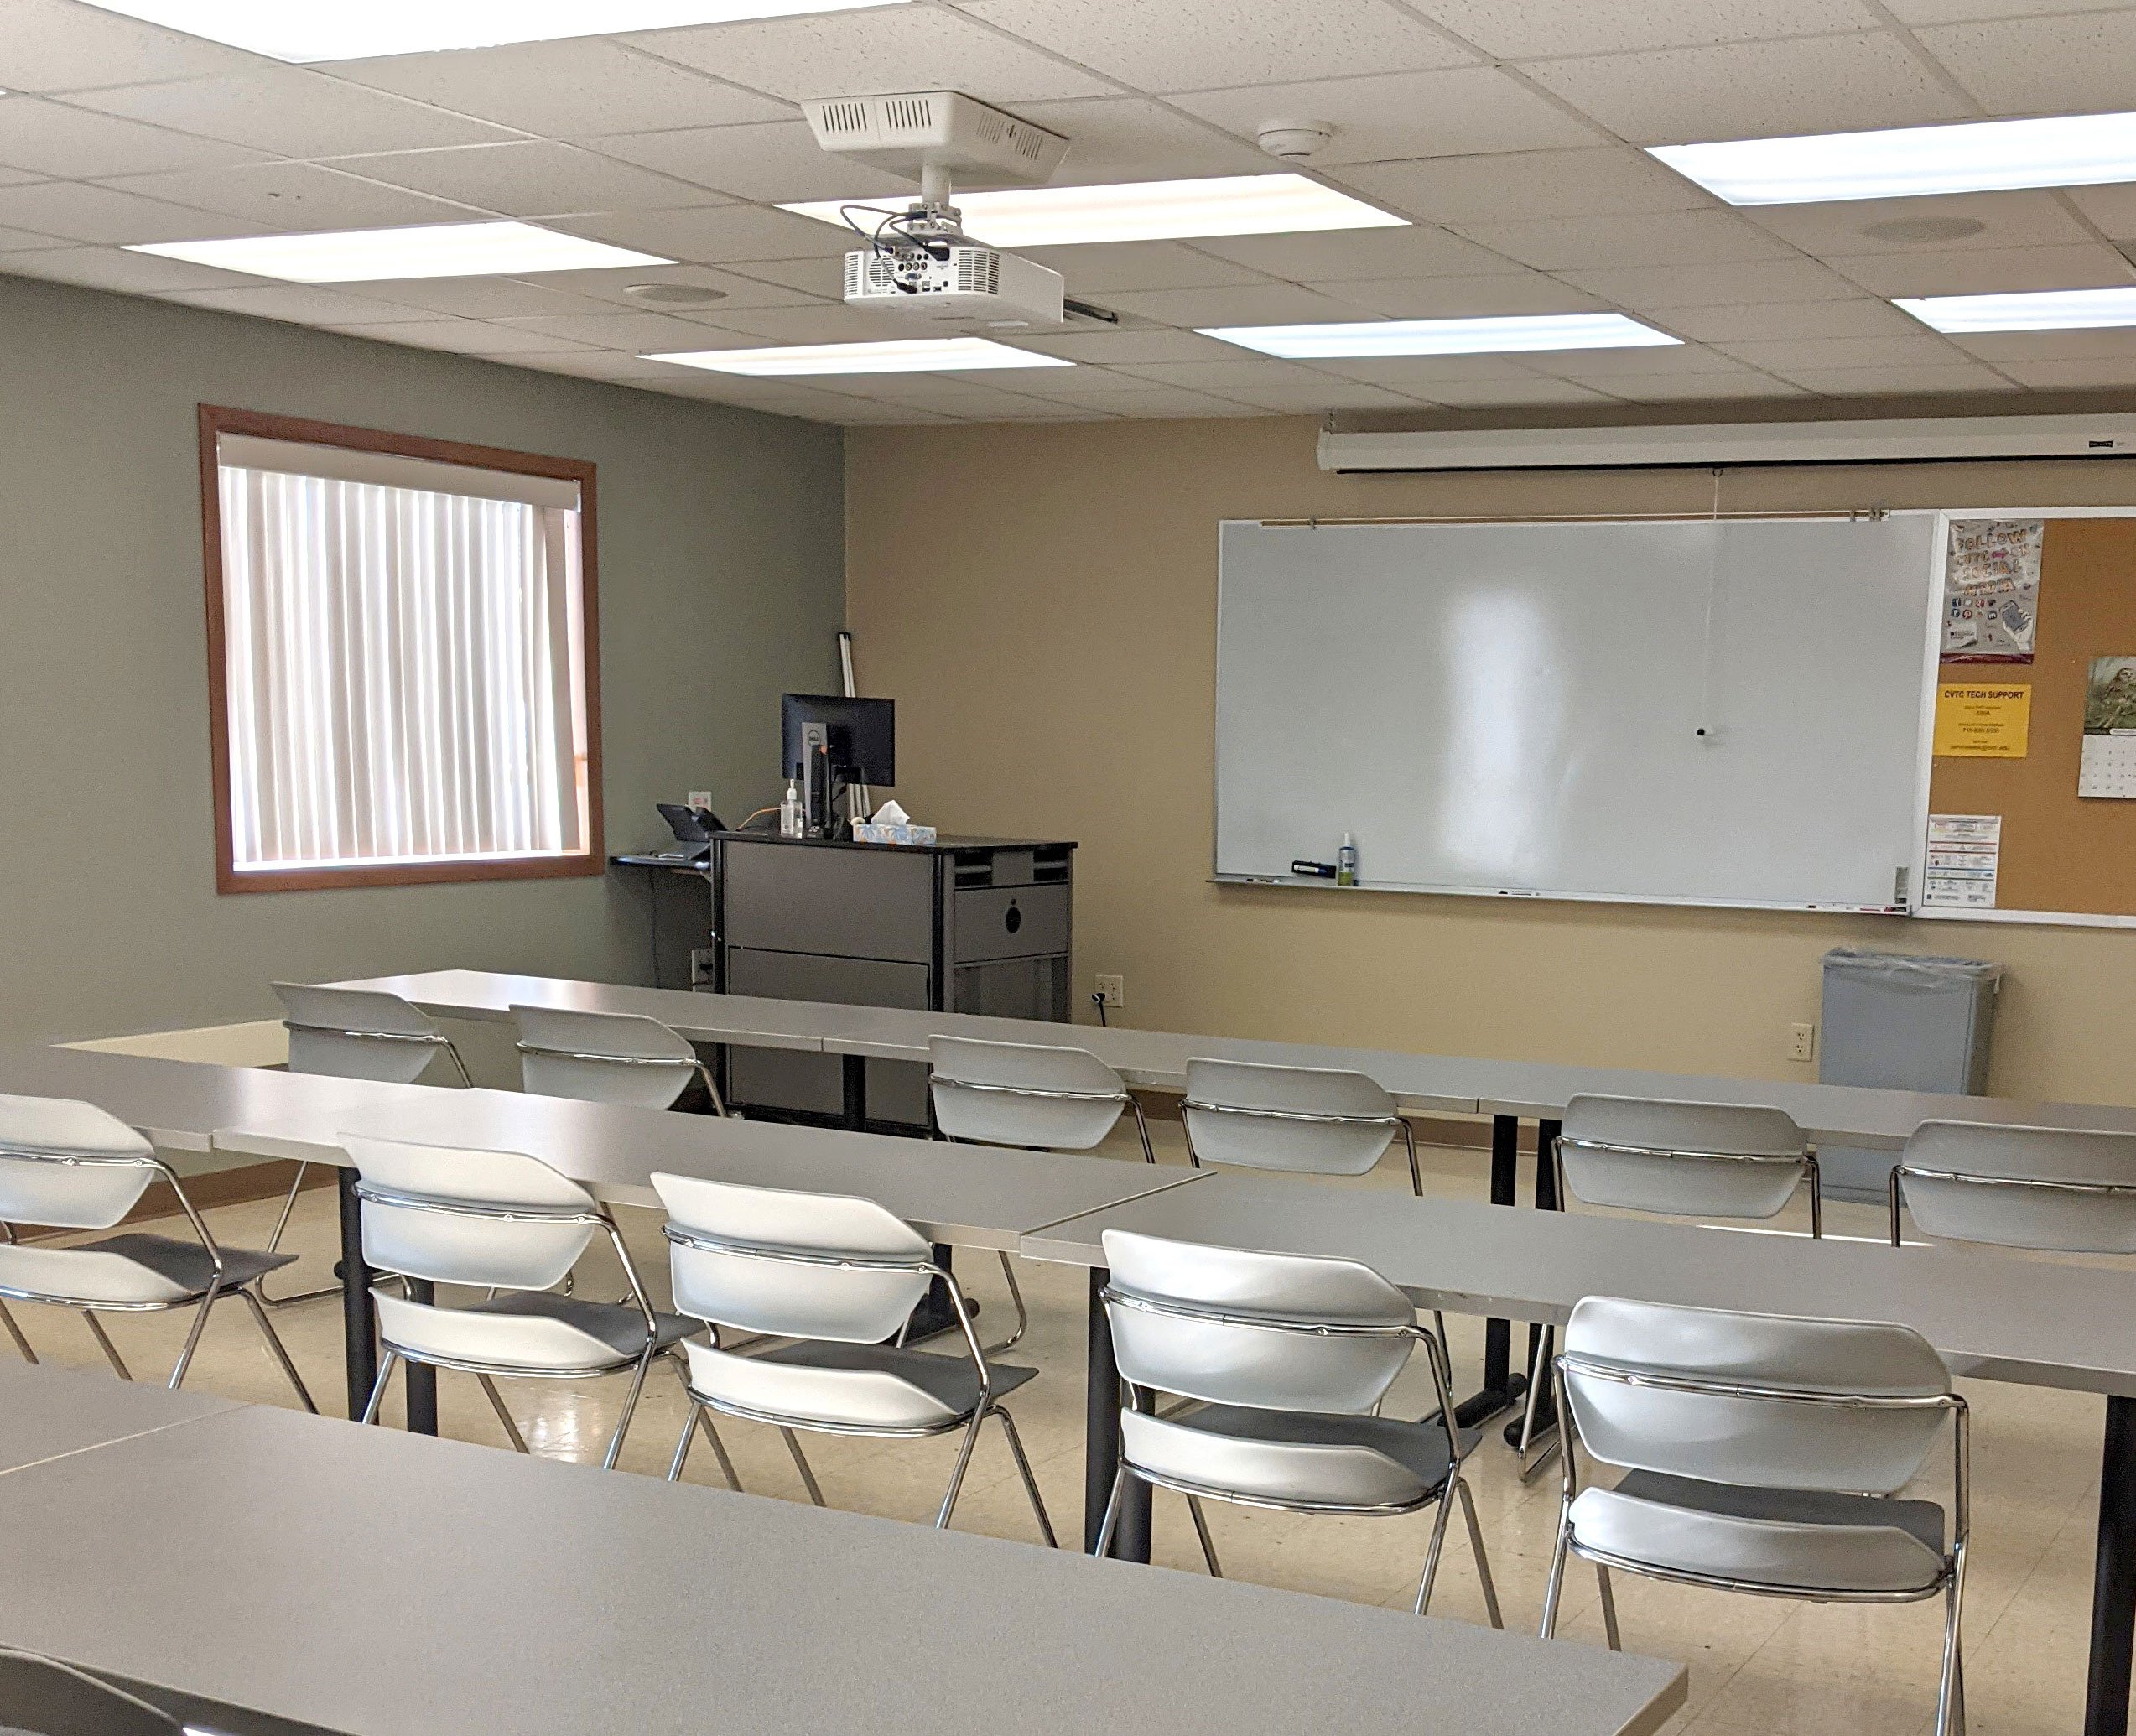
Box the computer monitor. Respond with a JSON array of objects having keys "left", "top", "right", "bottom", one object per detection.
[{"left": 781, "top": 694, "right": 895, "bottom": 787}]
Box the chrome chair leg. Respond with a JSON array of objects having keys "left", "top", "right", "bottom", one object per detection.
[
  {"left": 81, "top": 1311, "right": 130, "bottom": 1380},
  {"left": 256, "top": 1163, "right": 337, "bottom": 1307},
  {"left": 1517, "top": 1325, "right": 1561, "bottom": 1483},
  {"left": 995, "top": 1408, "right": 1058, "bottom": 1547},
  {"left": 1937, "top": 1550, "right": 1968, "bottom": 1736},
  {"left": 781, "top": 1427, "right": 826, "bottom": 1506},
  {"left": 984, "top": 1251, "right": 1029, "bottom": 1356},
  {"left": 167, "top": 1282, "right": 222, "bottom": 1391},
  {"left": 1539, "top": 1521, "right": 1572, "bottom": 1638},
  {"left": 1597, "top": 1564, "right": 1622, "bottom": 1650},
  {"left": 934, "top": 1404, "right": 990, "bottom": 1530},
  {"left": 0, "top": 1299, "right": 35, "bottom": 1364},
  {"left": 1411, "top": 1477, "right": 1461, "bottom": 1617},
  {"left": 1457, "top": 1477, "right": 1503, "bottom": 1629},
  {"left": 600, "top": 1346, "right": 656, "bottom": 1471},
  {"left": 1129, "top": 1094, "right": 1156, "bottom": 1164},
  {"left": 237, "top": 1287, "right": 316, "bottom": 1412},
  {"left": 1092, "top": 1466, "right": 1130, "bottom": 1558},
  {"left": 477, "top": 1375, "right": 530, "bottom": 1453},
  {"left": 359, "top": 1349, "right": 400, "bottom": 1424},
  {"left": 1186, "top": 1494, "right": 1223, "bottom": 1577}
]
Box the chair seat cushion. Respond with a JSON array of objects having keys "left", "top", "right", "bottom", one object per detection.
[
  {"left": 376, "top": 1287, "right": 692, "bottom": 1373},
  {"left": 1120, "top": 1404, "right": 1475, "bottom": 1511},
  {"left": 683, "top": 1336, "right": 1037, "bottom": 1432},
  {"left": 1569, "top": 1471, "right": 1948, "bottom": 1596},
  {"left": 0, "top": 1234, "right": 296, "bottom": 1307}
]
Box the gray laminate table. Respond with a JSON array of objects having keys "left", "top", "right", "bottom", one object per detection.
[
  {"left": 0, "top": 1391, "right": 1687, "bottom": 1736},
  {"left": 0, "top": 1358, "right": 239, "bottom": 1475}
]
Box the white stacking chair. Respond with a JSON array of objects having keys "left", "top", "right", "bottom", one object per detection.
[
  {"left": 1515, "top": 1094, "right": 1821, "bottom": 1479},
  {"left": 1093, "top": 1228, "right": 1500, "bottom": 1624},
  {"left": 0, "top": 1648, "right": 184, "bottom": 1733},
  {"left": 1182, "top": 1058, "right": 1422, "bottom": 1193},
  {"left": 263, "top": 982, "right": 473, "bottom": 1305},
  {"left": 1544, "top": 1296, "right": 1967, "bottom": 1736},
  {"left": 1890, "top": 1120, "right": 2136, "bottom": 1251},
  {"left": 653, "top": 1172, "right": 1056, "bottom": 1544},
  {"left": 0, "top": 1094, "right": 314, "bottom": 1411},
  {"left": 929, "top": 1033, "right": 1154, "bottom": 1354},
  {"left": 351, "top": 1134, "right": 690, "bottom": 1469},
  {"left": 512, "top": 1004, "right": 728, "bottom": 1115}
]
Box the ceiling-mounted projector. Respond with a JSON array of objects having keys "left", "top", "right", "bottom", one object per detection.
[{"left": 802, "top": 90, "right": 1070, "bottom": 333}]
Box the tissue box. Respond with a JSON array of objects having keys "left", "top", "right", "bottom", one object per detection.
[{"left": 852, "top": 822, "right": 938, "bottom": 846}]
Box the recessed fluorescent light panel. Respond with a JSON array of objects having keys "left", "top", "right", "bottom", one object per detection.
[
  {"left": 782, "top": 174, "right": 1404, "bottom": 248},
  {"left": 77, "top": 0, "right": 907, "bottom": 60},
  {"left": 1896, "top": 287, "right": 2136, "bottom": 334},
  {"left": 1651, "top": 112, "right": 2136, "bottom": 205},
  {"left": 645, "top": 338, "right": 1073, "bottom": 377},
  {"left": 127, "top": 221, "right": 669, "bottom": 283},
  {"left": 1200, "top": 314, "right": 1681, "bottom": 359}
]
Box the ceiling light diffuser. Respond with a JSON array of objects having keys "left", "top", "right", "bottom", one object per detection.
[
  {"left": 1199, "top": 314, "right": 1681, "bottom": 359},
  {"left": 1895, "top": 287, "right": 2136, "bottom": 334},
  {"left": 77, "top": 0, "right": 907, "bottom": 61},
  {"left": 782, "top": 174, "right": 1405, "bottom": 248},
  {"left": 127, "top": 221, "right": 669, "bottom": 283},
  {"left": 1651, "top": 112, "right": 2136, "bottom": 206},
  {"left": 644, "top": 338, "right": 1073, "bottom": 376}
]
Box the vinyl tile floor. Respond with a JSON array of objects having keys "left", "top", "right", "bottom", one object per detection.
[{"left": 13, "top": 1118, "right": 2107, "bottom": 1736}]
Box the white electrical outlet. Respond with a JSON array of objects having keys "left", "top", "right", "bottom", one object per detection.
[
  {"left": 1789, "top": 1021, "right": 1816, "bottom": 1063},
  {"left": 687, "top": 790, "right": 713, "bottom": 811},
  {"left": 1094, "top": 974, "right": 1124, "bottom": 1009}
]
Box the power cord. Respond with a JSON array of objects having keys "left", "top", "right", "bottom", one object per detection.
[{"left": 1090, "top": 991, "right": 1109, "bottom": 1028}]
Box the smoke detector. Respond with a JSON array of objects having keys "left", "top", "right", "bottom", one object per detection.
[{"left": 1256, "top": 119, "right": 1335, "bottom": 162}]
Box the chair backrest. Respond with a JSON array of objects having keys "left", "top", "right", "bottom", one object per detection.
[
  {"left": 513, "top": 1004, "right": 699, "bottom": 1109},
  {"left": 346, "top": 1134, "right": 597, "bottom": 1290},
  {"left": 1559, "top": 1094, "right": 1811, "bottom": 1221},
  {"left": 1182, "top": 1058, "right": 1398, "bottom": 1177},
  {"left": 653, "top": 1172, "right": 933, "bottom": 1344},
  {"left": 0, "top": 1094, "right": 158, "bottom": 1229},
  {"left": 1561, "top": 1295, "right": 1952, "bottom": 1496},
  {"left": 1100, "top": 1228, "right": 1416, "bottom": 1414},
  {"left": 0, "top": 1649, "right": 180, "bottom": 1735},
  {"left": 928, "top": 1034, "right": 1127, "bottom": 1151},
  {"left": 273, "top": 982, "right": 449, "bottom": 1084},
  {"left": 1900, "top": 1120, "right": 2136, "bottom": 1253}
]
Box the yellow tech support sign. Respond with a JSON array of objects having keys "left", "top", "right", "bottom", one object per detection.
[{"left": 1933, "top": 683, "right": 2031, "bottom": 758}]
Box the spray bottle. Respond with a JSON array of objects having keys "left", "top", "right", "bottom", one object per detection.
[{"left": 1337, "top": 833, "right": 1358, "bottom": 887}]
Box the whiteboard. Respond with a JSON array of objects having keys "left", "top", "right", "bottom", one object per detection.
[{"left": 1214, "top": 515, "right": 1942, "bottom": 912}]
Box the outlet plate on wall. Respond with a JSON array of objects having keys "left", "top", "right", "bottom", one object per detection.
[
  {"left": 1094, "top": 974, "right": 1124, "bottom": 1009},
  {"left": 1789, "top": 1021, "right": 1816, "bottom": 1063}
]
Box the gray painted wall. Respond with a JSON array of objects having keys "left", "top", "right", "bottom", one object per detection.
[{"left": 0, "top": 273, "right": 845, "bottom": 1045}]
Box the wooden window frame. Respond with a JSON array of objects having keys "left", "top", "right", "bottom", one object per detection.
[{"left": 198, "top": 403, "right": 605, "bottom": 895}]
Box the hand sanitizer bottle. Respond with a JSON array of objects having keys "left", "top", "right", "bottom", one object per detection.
[
  {"left": 1337, "top": 833, "right": 1358, "bottom": 886},
  {"left": 780, "top": 777, "right": 803, "bottom": 838}
]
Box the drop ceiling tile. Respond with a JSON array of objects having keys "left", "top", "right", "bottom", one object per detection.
[
  {"left": 1522, "top": 35, "right": 1972, "bottom": 144},
  {"left": 1526, "top": 340, "right": 1749, "bottom": 374},
  {"left": 512, "top": 349, "right": 715, "bottom": 382},
  {"left": 1452, "top": 209, "right": 1795, "bottom": 271},
  {"left": 512, "top": 262, "right": 822, "bottom": 312},
  {"left": 690, "top": 301, "right": 944, "bottom": 341},
  {"left": 1661, "top": 299, "right": 1926, "bottom": 343},
  {"left": 73, "top": 69, "right": 523, "bottom": 159},
  {"left": 164, "top": 283, "right": 439, "bottom": 324},
  {"left": 1412, "top": 377, "right": 1620, "bottom": 405},
  {"left": 1014, "top": 384, "right": 1265, "bottom": 416},
  {"left": 984, "top": 364, "right": 1175, "bottom": 393},
  {"left": 1097, "top": 282, "right": 1390, "bottom": 325},
  {"left": 1916, "top": 13, "right": 2136, "bottom": 115},
  {"left": 0, "top": 244, "right": 258, "bottom": 292},
  {"left": 703, "top": 255, "right": 844, "bottom": 298},
  {"left": 0, "top": 180, "right": 263, "bottom": 245},
  {"left": 1884, "top": 0, "right": 2128, "bottom": 18},
  {"left": 326, "top": 318, "right": 602, "bottom": 355},
  {"left": 1831, "top": 242, "right": 2136, "bottom": 297},
  {"left": 1328, "top": 272, "right": 1611, "bottom": 316},
  {"left": 1777, "top": 362, "right": 2024, "bottom": 394},
  {"left": 589, "top": 119, "right": 911, "bottom": 202},
  {"left": 326, "top": 142, "right": 717, "bottom": 218},
  {"left": 325, "top": 275, "right": 627, "bottom": 319},
  {"left": 1212, "top": 379, "right": 1430, "bottom": 411},
  {"left": 99, "top": 161, "right": 481, "bottom": 231},
  {"left": 0, "top": 225, "right": 70, "bottom": 251},
  {"left": 1014, "top": 240, "right": 1272, "bottom": 293},
  {"left": 558, "top": 203, "right": 852, "bottom": 263},
  {"left": 1006, "top": 328, "right": 1244, "bottom": 362},
  {"left": 1991, "top": 358, "right": 2136, "bottom": 388},
  {"left": 958, "top": 0, "right": 1475, "bottom": 91},
  {"left": 1182, "top": 224, "right": 1523, "bottom": 283},
  {"left": 1562, "top": 371, "right": 1810, "bottom": 400},
  {"left": 828, "top": 402, "right": 974, "bottom": 423},
  {"left": 1302, "top": 352, "right": 1559, "bottom": 383},
  {"left": 1413, "top": 0, "right": 1883, "bottom": 58},
  {"left": 499, "top": 309, "right": 756, "bottom": 350},
  {"left": 0, "top": 0, "right": 263, "bottom": 92},
  {"left": 1172, "top": 67, "right": 1600, "bottom": 164},
  {"left": 628, "top": 8, "right": 1110, "bottom": 103},
  {"left": 1333, "top": 147, "right": 1713, "bottom": 225},
  {"left": 1002, "top": 97, "right": 1271, "bottom": 186},
  {"left": 1739, "top": 190, "right": 2094, "bottom": 257},
  {"left": 324, "top": 40, "right": 791, "bottom": 138},
  {"left": 1946, "top": 329, "right": 2136, "bottom": 363},
  {"left": 2065, "top": 185, "right": 2136, "bottom": 243},
  {"left": 1553, "top": 256, "right": 1867, "bottom": 307},
  {"left": 0, "top": 167, "right": 43, "bottom": 187},
  {"left": 828, "top": 376, "right": 1077, "bottom": 413},
  {"left": 0, "top": 97, "right": 267, "bottom": 179},
  {"left": 1712, "top": 333, "right": 1972, "bottom": 371},
  {"left": 1108, "top": 358, "right": 1346, "bottom": 389}
]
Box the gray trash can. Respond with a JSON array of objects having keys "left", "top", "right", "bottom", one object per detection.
[{"left": 1816, "top": 948, "right": 2002, "bottom": 1202}]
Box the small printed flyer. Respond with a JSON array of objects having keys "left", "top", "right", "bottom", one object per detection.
[
  {"left": 1922, "top": 813, "right": 2001, "bottom": 909},
  {"left": 1941, "top": 519, "right": 2043, "bottom": 664}
]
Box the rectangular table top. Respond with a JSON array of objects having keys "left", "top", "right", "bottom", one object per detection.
[
  {"left": 1021, "top": 1173, "right": 2136, "bottom": 1400},
  {"left": 0, "top": 1397, "right": 1686, "bottom": 1736},
  {"left": 211, "top": 1085, "right": 1208, "bottom": 1251},
  {"left": 0, "top": 1359, "right": 238, "bottom": 1476}
]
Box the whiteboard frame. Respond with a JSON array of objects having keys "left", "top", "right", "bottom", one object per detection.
[{"left": 1211, "top": 512, "right": 1949, "bottom": 918}]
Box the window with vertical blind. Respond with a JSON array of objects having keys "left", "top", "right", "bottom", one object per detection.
[{"left": 198, "top": 406, "right": 602, "bottom": 892}]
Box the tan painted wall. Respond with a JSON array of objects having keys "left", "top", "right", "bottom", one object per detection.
[{"left": 846, "top": 414, "right": 2136, "bottom": 1107}]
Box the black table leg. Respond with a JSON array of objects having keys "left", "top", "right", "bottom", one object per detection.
[
  {"left": 2087, "top": 1394, "right": 2136, "bottom": 1735},
  {"left": 842, "top": 1053, "right": 868, "bottom": 1132},
  {"left": 403, "top": 1279, "right": 438, "bottom": 1437},
  {"left": 1086, "top": 1266, "right": 1149, "bottom": 1560},
  {"left": 1507, "top": 1120, "right": 1563, "bottom": 1448},
  {"left": 336, "top": 1168, "right": 377, "bottom": 1422},
  {"left": 1453, "top": 1115, "right": 1528, "bottom": 1429}
]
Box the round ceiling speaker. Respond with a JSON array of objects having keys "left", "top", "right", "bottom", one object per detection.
[
  {"left": 1858, "top": 216, "right": 1988, "bottom": 244},
  {"left": 621, "top": 283, "right": 731, "bottom": 308}
]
